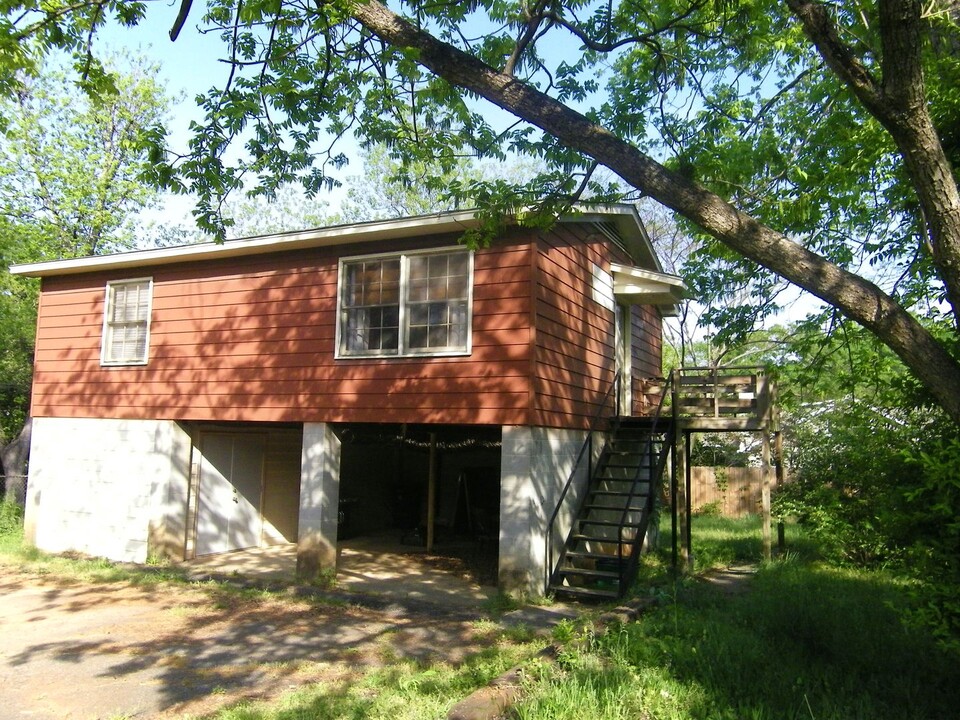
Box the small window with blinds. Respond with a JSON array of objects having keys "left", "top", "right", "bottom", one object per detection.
[{"left": 101, "top": 278, "right": 153, "bottom": 366}]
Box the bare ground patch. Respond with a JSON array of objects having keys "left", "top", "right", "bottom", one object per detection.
[{"left": 0, "top": 567, "right": 498, "bottom": 719}]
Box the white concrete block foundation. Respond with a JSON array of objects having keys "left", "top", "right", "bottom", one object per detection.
[
  {"left": 24, "top": 417, "right": 191, "bottom": 564},
  {"left": 498, "top": 425, "right": 590, "bottom": 597}
]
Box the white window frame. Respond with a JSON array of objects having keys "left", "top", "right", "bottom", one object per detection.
[
  {"left": 335, "top": 247, "right": 474, "bottom": 359},
  {"left": 100, "top": 277, "right": 153, "bottom": 366}
]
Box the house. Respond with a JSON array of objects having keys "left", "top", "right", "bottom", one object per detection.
[{"left": 10, "top": 204, "right": 685, "bottom": 596}]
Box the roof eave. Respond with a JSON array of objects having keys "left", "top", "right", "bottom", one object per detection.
[{"left": 9, "top": 210, "right": 483, "bottom": 278}]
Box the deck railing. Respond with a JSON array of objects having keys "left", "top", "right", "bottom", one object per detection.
[
  {"left": 635, "top": 367, "right": 773, "bottom": 423},
  {"left": 673, "top": 366, "right": 770, "bottom": 419}
]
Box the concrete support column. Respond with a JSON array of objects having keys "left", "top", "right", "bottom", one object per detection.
[
  {"left": 147, "top": 424, "right": 191, "bottom": 561},
  {"left": 499, "top": 425, "right": 587, "bottom": 597},
  {"left": 499, "top": 426, "right": 540, "bottom": 596},
  {"left": 297, "top": 422, "right": 341, "bottom": 580}
]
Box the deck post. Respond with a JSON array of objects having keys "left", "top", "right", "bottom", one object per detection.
[
  {"left": 761, "top": 430, "right": 772, "bottom": 561},
  {"left": 427, "top": 432, "right": 438, "bottom": 552},
  {"left": 684, "top": 431, "right": 693, "bottom": 571},
  {"left": 775, "top": 429, "right": 786, "bottom": 552}
]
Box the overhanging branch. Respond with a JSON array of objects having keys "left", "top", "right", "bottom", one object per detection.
[{"left": 348, "top": 0, "right": 960, "bottom": 422}]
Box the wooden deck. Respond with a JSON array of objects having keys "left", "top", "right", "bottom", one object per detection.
[
  {"left": 637, "top": 366, "right": 778, "bottom": 431},
  {"left": 635, "top": 366, "right": 782, "bottom": 572}
]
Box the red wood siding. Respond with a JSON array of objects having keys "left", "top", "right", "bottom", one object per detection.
[
  {"left": 30, "top": 221, "right": 666, "bottom": 430},
  {"left": 30, "top": 234, "right": 536, "bottom": 426},
  {"left": 530, "top": 224, "right": 617, "bottom": 429}
]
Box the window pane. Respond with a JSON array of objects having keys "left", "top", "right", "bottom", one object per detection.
[
  {"left": 344, "top": 260, "right": 400, "bottom": 307},
  {"left": 340, "top": 250, "right": 469, "bottom": 356},
  {"left": 408, "top": 300, "right": 467, "bottom": 350},
  {"left": 343, "top": 305, "right": 399, "bottom": 354}
]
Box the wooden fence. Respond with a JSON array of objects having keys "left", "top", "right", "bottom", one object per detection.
[{"left": 690, "top": 467, "right": 768, "bottom": 518}]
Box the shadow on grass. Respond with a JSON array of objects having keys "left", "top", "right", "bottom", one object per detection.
[
  {"left": 198, "top": 642, "right": 535, "bottom": 720},
  {"left": 518, "top": 562, "right": 960, "bottom": 720}
]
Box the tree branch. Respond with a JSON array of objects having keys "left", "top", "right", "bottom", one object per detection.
[
  {"left": 787, "top": 0, "right": 960, "bottom": 326},
  {"left": 503, "top": 1, "right": 549, "bottom": 77},
  {"left": 785, "top": 0, "right": 884, "bottom": 114},
  {"left": 347, "top": 0, "right": 960, "bottom": 422}
]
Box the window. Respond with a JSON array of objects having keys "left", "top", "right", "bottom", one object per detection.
[
  {"left": 338, "top": 249, "right": 472, "bottom": 357},
  {"left": 101, "top": 278, "right": 152, "bottom": 365}
]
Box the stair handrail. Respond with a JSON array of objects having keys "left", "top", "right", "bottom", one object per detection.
[
  {"left": 545, "top": 371, "right": 621, "bottom": 592},
  {"left": 616, "top": 377, "right": 672, "bottom": 593}
]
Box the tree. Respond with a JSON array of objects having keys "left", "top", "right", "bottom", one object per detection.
[
  {"left": 3, "top": 0, "right": 960, "bottom": 421},
  {"left": 0, "top": 55, "right": 171, "bottom": 486},
  {"left": 339, "top": 144, "right": 484, "bottom": 222},
  {"left": 0, "top": 58, "right": 169, "bottom": 258},
  {"left": 220, "top": 182, "right": 334, "bottom": 237}
]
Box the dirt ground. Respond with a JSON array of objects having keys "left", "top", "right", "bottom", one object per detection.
[{"left": 0, "top": 566, "right": 499, "bottom": 719}]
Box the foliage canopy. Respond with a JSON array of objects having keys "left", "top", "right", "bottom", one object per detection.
[
  {"left": 0, "top": 55, "right": 170, "bottom": 443},
  {"left": 1, "top": 0, "right": 959, "bottom": 421}
]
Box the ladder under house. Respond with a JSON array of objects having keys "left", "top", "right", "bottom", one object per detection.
[{"left": 547, "top": 366, "right": 783, "bottom": 601}]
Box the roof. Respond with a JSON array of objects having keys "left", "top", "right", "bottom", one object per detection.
[
  {"left": 9, "top": 204, "right": 664, "bottom": 278},
  {"left": 611, "top": 263, "right": 685, "bottom": 317}
]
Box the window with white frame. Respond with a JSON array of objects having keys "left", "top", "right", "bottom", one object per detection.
[
  {"left": 338, "top": 249, "right": 472, "bottom": 357},
  {"left": 101, "top": 278, "right": 153, "bottom": 365}
]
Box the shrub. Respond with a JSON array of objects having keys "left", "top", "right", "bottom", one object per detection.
[
  {"left": 775, "top": 401, "right": 960, "bottom": 650},
  {"left": 0, "top": 500, "right": 23, "bottom": 537},
  {"left": 775, "top": 402, "right": 916, "bottom": 566}
]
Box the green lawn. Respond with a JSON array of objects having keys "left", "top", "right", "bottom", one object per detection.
[
  {"left": 2, "top": 503, "right": 957, "bottom": 719},
  {"left": 513, "top": 515, "right": 959, "bottom": 720}
]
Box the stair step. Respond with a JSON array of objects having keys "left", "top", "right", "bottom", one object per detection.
[
  {"left": 589, "top": 489, "right": 648, "bottom": 497},
  {"left": 591, "top": 489, "right": 650, "bottom": 497},
  {"left": 564, "top": 549, "right": 629, "bottom": 561},
  {"left": 570, "top": 533, "right": 638, "bottom": 545},
  {"left": 601, "top": 461, "right": 652, "bottom": 470},
  {"left": 556, "top": 565, "right": 621, "bottom": 579},
  {"left": 578, "top": 518, "right": 643, "bottom": 528},
  {"left": 603, "top": 458, "right": 653, "bottom": 466},
  {"left": 550, "top": 584, "right": 620, "bottom": 600},
  {"left": 584, "top": 504, "right": 646, "bottom": 513},
  {"left": 595, "top": 472, "right": 648, "bottom": 481},
  {"left": 570, "top": 532, "right": 616, "bottom": 543}
]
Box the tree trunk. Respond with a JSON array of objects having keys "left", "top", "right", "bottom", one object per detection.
[
  {"left": 1, "top": 418, "right": 31, "bottom": 505},
  {"left": 350, "top": 0, "right": 960, "bottom": 424},
  {"left": 787, "top": 0, "right": 960, "bottom": 325}
]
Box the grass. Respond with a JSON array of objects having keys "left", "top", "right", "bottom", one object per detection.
[
  {"left": 511, "top": 515, "right": 960, "bottom": 720},
  {"left": 514, "top": 562, "right": 960, "bottom": 720},
  {"left": 4, "top": 503, "right": 959, "bottom": 719},
  {"left": 208, "top": 642, "right": 543, "bottom": 720},
  {"left": 689, "top": 513, "right": 821, "bottom": 570}
]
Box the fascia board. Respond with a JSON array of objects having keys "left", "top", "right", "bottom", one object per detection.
[{"left": 10, "top": 210, "right": 482, "bottom": 278}]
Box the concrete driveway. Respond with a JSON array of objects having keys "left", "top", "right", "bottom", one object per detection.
[{"left": 0, "top": 567, "right": 497, "bottom": 719}]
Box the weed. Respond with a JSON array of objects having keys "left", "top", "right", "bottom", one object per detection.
[
  {"left": 551, "top": 618, "right": 577, "bottom": 644},
  {"left": 482, "top": 591, "right": 521, "bottom": 615}
]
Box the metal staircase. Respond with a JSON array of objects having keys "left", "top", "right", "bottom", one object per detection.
[
  {"left": 548, "top": 418, "right": 671, "bottom": 600},
  {"left": 545, "top": 366, "right": 777, "bottom": 601}
]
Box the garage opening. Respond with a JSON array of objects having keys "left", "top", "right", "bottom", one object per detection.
[
  {"left": 188, "top": 423, "right": 302, "bottom": 559},
  {"left": 336, "top": 423, "right": 501, "bottom": 587}
]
